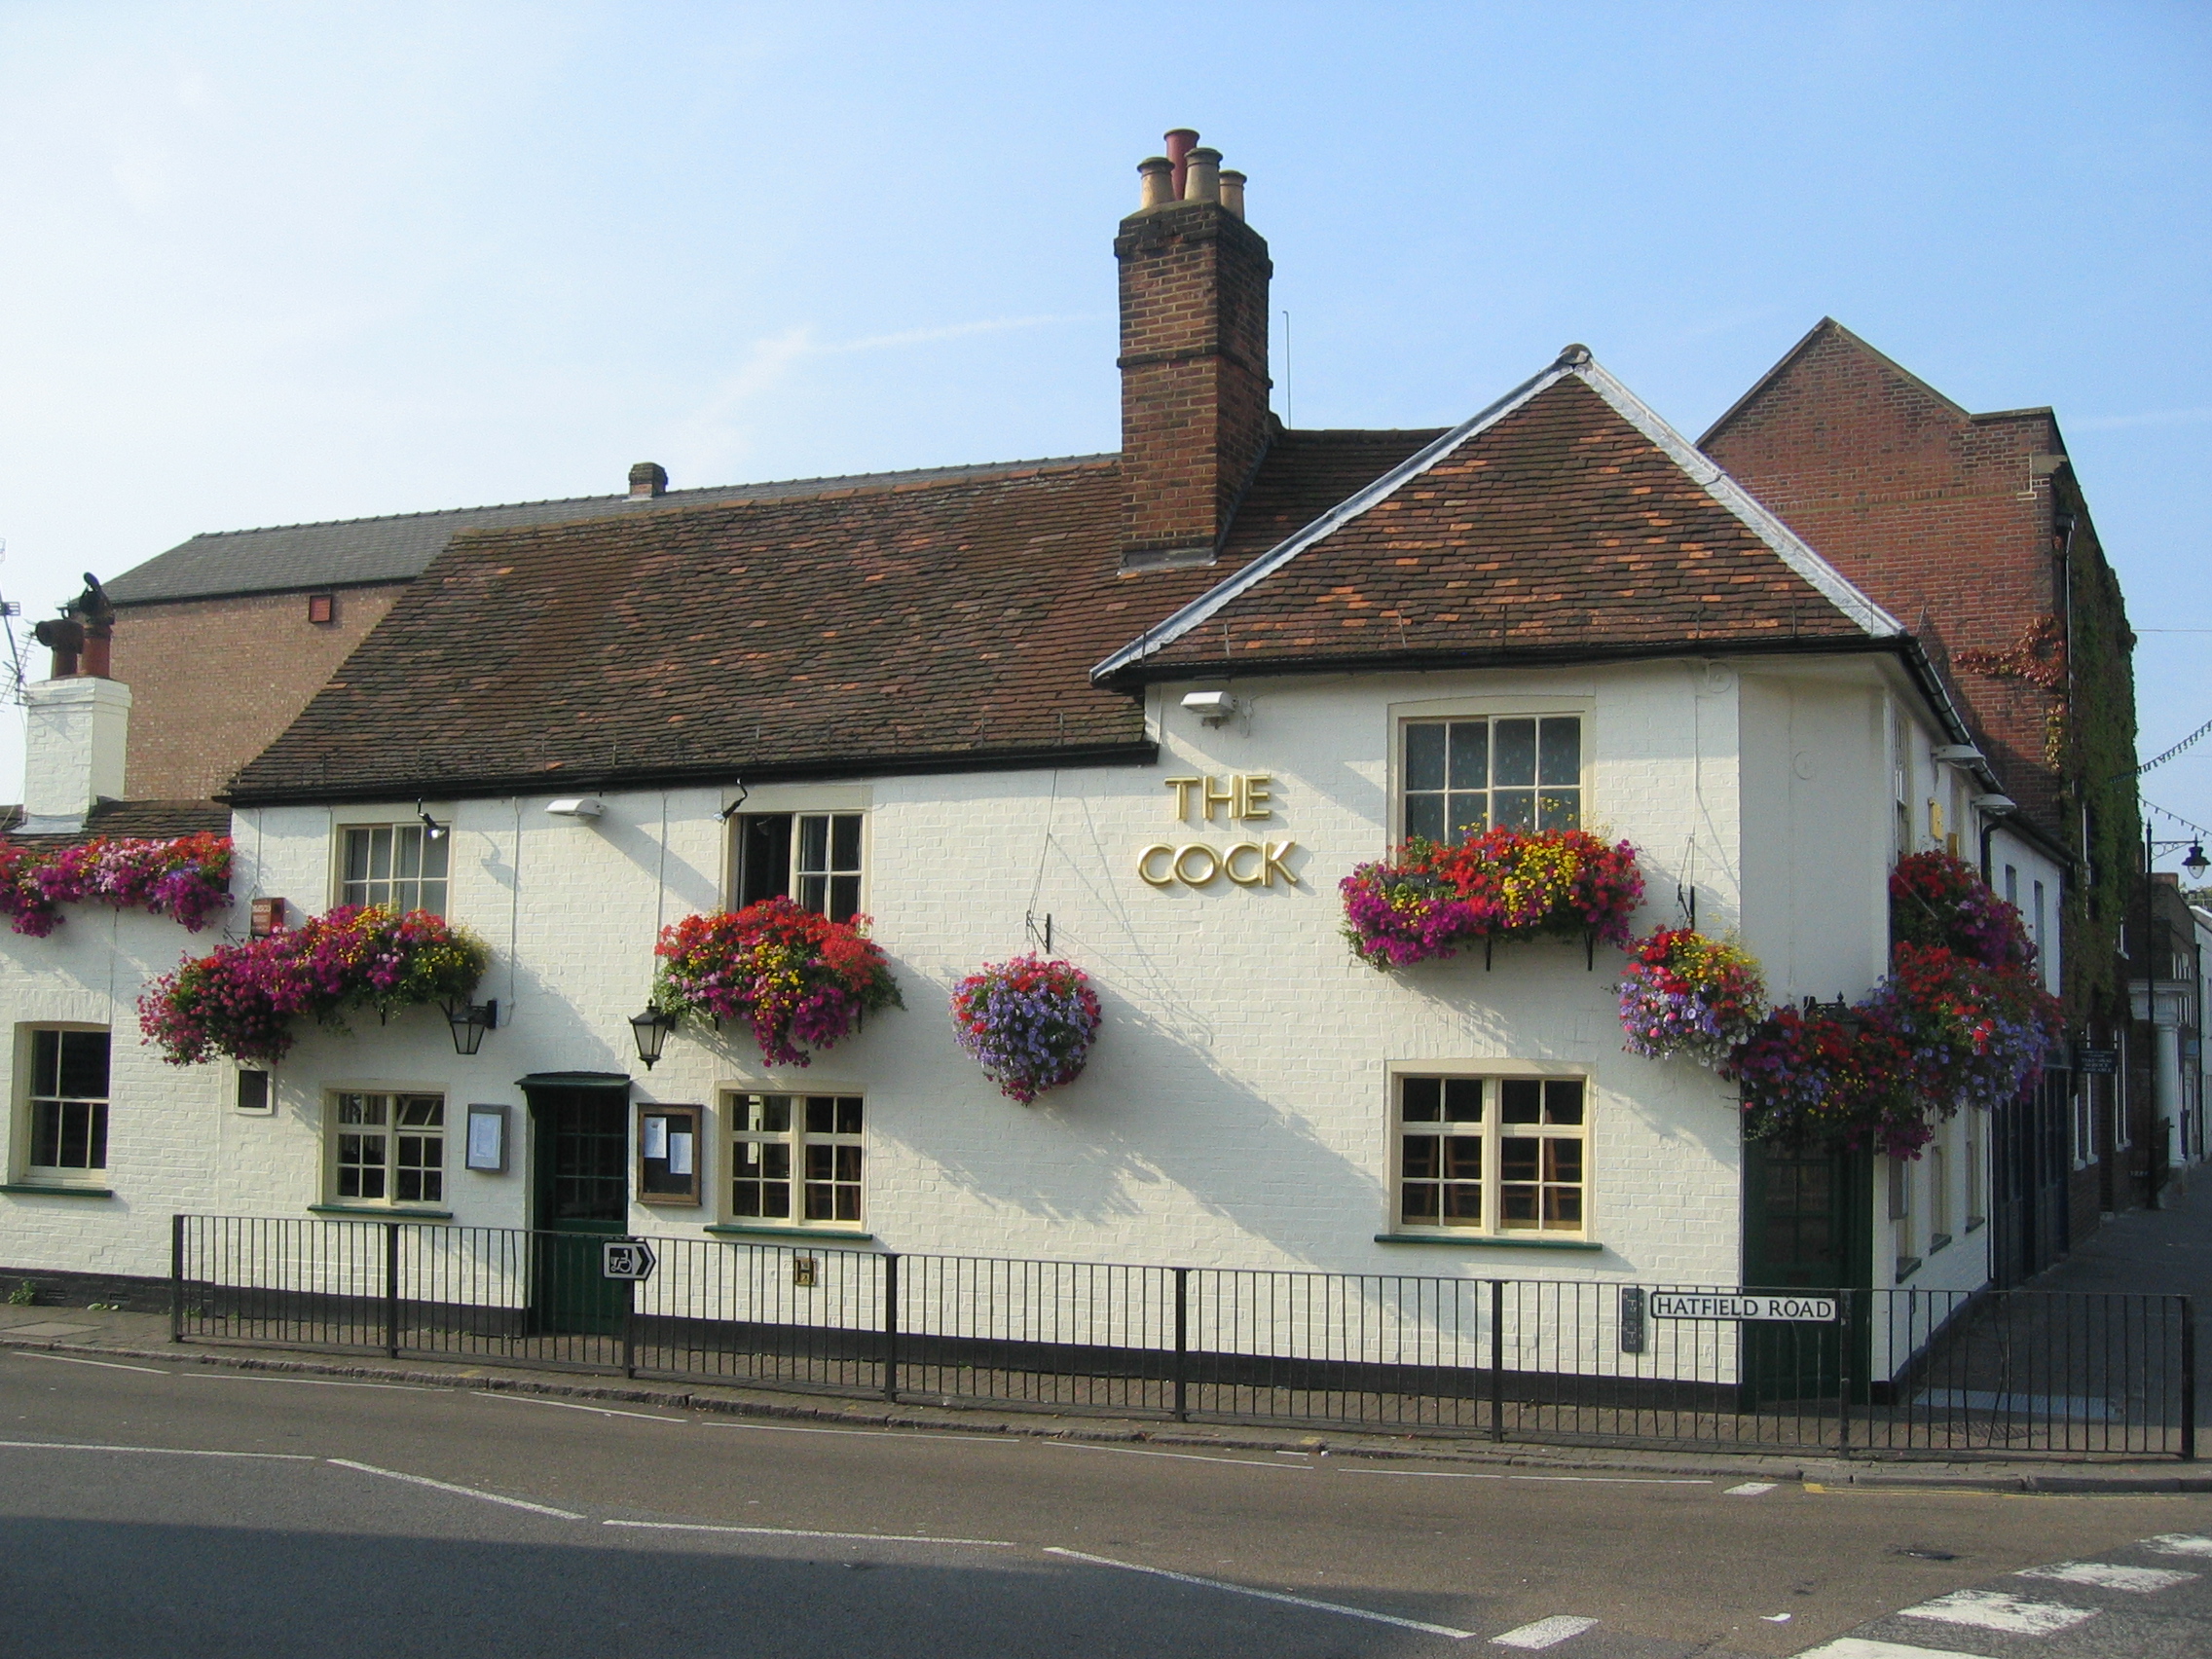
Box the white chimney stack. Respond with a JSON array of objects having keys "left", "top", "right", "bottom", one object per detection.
[{"left": 21, "top": 678, "right": 130, "bottom": 834}]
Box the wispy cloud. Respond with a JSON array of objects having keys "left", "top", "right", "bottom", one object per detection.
[{"left": 2071, "top": 407, "right": 2212, "bottom": 432}]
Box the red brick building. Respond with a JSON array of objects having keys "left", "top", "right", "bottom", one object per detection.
[{"left": 1705, "top": 318, "right": 2145, "bottom": 1272}]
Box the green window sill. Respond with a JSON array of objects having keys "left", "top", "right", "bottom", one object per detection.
[
  {"left": 706, "top": 1223, "right": 875, "bottom": 1242},
  {"left": 308, "top": 1203, "right": 454, "bottom": 1221},
  {"left": 0, "top": 1182, "right": 114, "bottom": 1198},
  {"left": 1375, "top": 1232, "right": 1603, "bottom": 1251}
]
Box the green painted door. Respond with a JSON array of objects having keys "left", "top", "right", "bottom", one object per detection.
[
  {"left": 1741, "top": 1139, "right": 1873, "bottom": 1406},
  {"left": 528, "top": 1086, "right": 632, "bottom": 1336}
]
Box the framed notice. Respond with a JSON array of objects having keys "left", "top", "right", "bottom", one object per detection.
[
  {"left": 637, "top": 1103, "right": 703, "bottom": 1206},
  {"left": 465, "top": 1104, "right": 509, "bottom": 1173}
]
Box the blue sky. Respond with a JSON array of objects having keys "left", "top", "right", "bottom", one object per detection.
[{"left": 1, "top": 1, "right": 2206, "bottom": 848}]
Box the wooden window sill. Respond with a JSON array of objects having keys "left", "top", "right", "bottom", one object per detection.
[
  {"left": 1, "top": 1182, "right": 114, "bottom": 1198},
  {"left": 1375, "top": 1233, "right": 1602, "bottom": 1251},
  {"left": 705, "top": 1223, "right": 874, "bottom": 1242},
  {"left": 308, "top": 1203, "right": 454, "bottom": 1221}
]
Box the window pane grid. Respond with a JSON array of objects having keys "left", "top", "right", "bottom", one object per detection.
[
  {"left": 1403, "top": 717, "right": 1581, "bottom": 843},
  {"left": 28, "top": 1029, "right": 109, "bottom": 1172},
  {"left": 1394, "top": 1076, "right": 1588, "bottom": 1237},
  {"left": 340, "top": 825, "right": 449, "bottom": 915},
  {"left": 728, "top": 1091, "right": 863, "bottom": 1227},
  {"left": 331, "top": 1092, "right": 441, "bottom": 1205}
]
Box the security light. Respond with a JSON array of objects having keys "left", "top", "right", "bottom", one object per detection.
[
  {"left": 545, "top": 797, "right": 605, "bottom": 820},
  {"left": 1181, "top": 689, "right": 1238, "bottom": 726},
  {"left": 416, "top": 800, "right": 448, "bottom": 841}
]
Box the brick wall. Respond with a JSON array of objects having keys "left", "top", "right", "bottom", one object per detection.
[
  {"left": 108, "top": 584, "right": 407, "bottom": 799},
  {"left": 1115, "top": 201, "right": 1273, "bottom": 565},
  {"left": 1703, "top": 324, "right": 2068, "bottom": 840}
]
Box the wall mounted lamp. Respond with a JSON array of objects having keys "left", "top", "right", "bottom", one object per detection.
[
  {"left": 545, "top": 797, "right": 605, "bottom": 820},
  {"left": 416, "top": 799, "right": 448, "bottom": 841},
  {"left": 444, "top": 998, "right": 497, "bottom": 1055},
  {"left": 630, "top": 1007, "right": 678, "bottom": 1070},
  {"left": 1932, "top": 745, "right": 1985, "bottom": 766},
  {"left": 2186, "top": 844, "right": 2210, "bottom": 881},
  {"left": 1181, "top": 689, "right": 1238, "bottom": 726}
]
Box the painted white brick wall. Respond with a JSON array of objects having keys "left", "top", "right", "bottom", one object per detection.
[{"left": 3, "top": 654, "right": 1960, "bottom": 1296}]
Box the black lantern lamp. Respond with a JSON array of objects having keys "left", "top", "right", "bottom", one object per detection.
[
  {"left": 1803, "top": 994, "right": 1864, "bottom": 1043},
  {"left": 631, "top": 1007, "right": 677, "bottom": 1070},
  {"left": 2187, "top": 843, "right": 2210, "bottom": 881},
  {"left": 444, "top": 998, "right": 497, "bottom": 1055}
]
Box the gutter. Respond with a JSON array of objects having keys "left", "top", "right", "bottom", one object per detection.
[{"left": 222, "top": 739, "right": 1161, "bottom": 810}]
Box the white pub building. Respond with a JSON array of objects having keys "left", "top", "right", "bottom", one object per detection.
[{"left": 0, "top": 137, "right": 2063, "bottom": 1406}]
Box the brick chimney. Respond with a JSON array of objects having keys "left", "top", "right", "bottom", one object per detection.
[
  {"left": 628, "top": 461, "right": 669, "bottom": 499},
  {"left": 20, "top": 575, "right": 129, "bottom": 835},
  {"left": 1116, "top": 129, "right": 1273, "bottom": 571}
]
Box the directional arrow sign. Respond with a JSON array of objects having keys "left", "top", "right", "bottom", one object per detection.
[{"left": 601, "top": 1240, "right": 657, "bottom": 1281}]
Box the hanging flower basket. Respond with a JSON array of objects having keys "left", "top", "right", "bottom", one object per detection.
[
  {"left": 1725, "top": 1000, "right": 1926, "bottom": 1158},
  {"left": 1721, "top": 857, "right": 2061, "bottom": 1159},
  {"left": 1890, "top": 849, "right": 2036, "bottom": 971},
  {"left": 1617, "top": 928, "right": 1766, "bottom": 1066},
  {"left": 950, "top": 954, "right": 1103, "bottom": 1104},
  {"left": 138, "top": 904, "right": 490, "bottom": 1066},
  {"left": 1341, "top": 829, "right": 1643, "bottom": 969},
  {"left": 651, "top": 898, "right": 901, "bottom": 1068},
  {"left": 0, "top": 831, "right": 232, "bottom": 937},
  {"left": 1865, "top": 941, "right": 2063, "bottom": 1116}
]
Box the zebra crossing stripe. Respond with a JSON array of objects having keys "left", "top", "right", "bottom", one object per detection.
[
  {"left": 2145, "top": 1532, "right": 2212, "bottom": 1558},
  {"left": 1788, "top": 1641, "right": 1990, "bottom": 1659},
  {"left": 1491, "top": 1615, "right": 1598, "bottom": 1649},
  {"left": 2016, "top": 1561, "right": 2198, "bottom": 1593},
  {"left": 1897, "top": 1590, "right": 2097, "bottom": 1636}
]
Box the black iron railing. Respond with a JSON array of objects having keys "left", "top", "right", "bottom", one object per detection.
[{"left": 170, "top": 1214, "right": 2195, "bottom": 1460}]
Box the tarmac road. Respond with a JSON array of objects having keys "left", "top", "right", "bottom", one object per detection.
[{"left": 3, "top": 1346, "right": 2209, "bottom": 1658}]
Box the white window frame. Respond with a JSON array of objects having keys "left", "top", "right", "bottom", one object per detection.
[
  {"left": 722, "top": 1088, "right": 866, "bottom": 1232},
  {"left": 1393, "top": 700, "right": 1591, "bottom": 847},
  {"left": 1387, "top": 1064, "right": 1593, "bottom": 1240},
  {"left": 333, "top": 815, "right": 452, "bottom": 916},
  {"left": 15, "top": 1023, "right": 110, "bottom": 1186},
  {"left": 325, "top": 1088, "right": 448, "bottom": 1208},
  {"left": 720, "top": 785, "right": 870, "bottom": 923}
]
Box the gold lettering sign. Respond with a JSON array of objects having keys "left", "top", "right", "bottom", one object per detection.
[
  {"left": 1143, "top": 775, "right": 1294, "bottom": 889},
  {"left": 1161, "top": 774, "right": 1273, "bottom": 824},
  {"left": 1135, "top": 839, "right": 1299, "bottom": 889}
]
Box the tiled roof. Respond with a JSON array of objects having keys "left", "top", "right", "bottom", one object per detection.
[
  {"left": 0, "top": 799, "right": 231, "bottom": 842},
  {"left": 101, "top": 459, "right": 1105, "bottom": 607},
  {"left": 229, "top": 432, "right": 1447, "bottom": 804},
  {"left": 1096, "top": 353, "right": 1898, "bottom": 683}
]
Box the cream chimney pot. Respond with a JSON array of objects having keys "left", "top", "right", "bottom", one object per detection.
[
  {"left": 1183, "top": 147, "right": 1222, "bottom": 203},
  {"left": 21, "top": 676, "right": 131, "bottom": 834},
  {"left": 1218, "top": 169, "right": 1246, "bottom": 220},
  {"left": 1136, "top": 156, "right": 1175, "bottom": 210}
]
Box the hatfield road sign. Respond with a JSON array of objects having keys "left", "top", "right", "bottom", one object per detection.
[
  {"left": 1648, "top": 1291, "right": 1838, "bottom": 1322},
  {"left": 601, "top": 1241, "right": 657, "bottom": 1281}
]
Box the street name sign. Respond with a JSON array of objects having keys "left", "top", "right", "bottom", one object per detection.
[
  {"left": 1649, "top": 1291, "right": 1836, "bottom": 1322},
  {"left": 601, "top": 1241, "right": 657, "bottom": 1281}
]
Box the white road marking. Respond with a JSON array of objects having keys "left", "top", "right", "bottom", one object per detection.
[
  {"left": 0, "top": 1439, "right": 313, "bottom": 1459},
  {"left": 473, "top": 1392, "right": 687, "bottom": 1422},
  {"left": 9, "top": 1351, "right": 172, "bottom": 1376},
  {"left": 1343, "top": 1468, "right": 1708, "bottom": 1486},
  {"left": 1760, "top": 1613, "right": 1792, "bottom": 1622},
  {"left": 606, "top": 1519, "right": 1014, "bottom": 1547},
  {"left": 699, "top": 1421, "right": 1016, "bottom": 1444},
  {"left": 1045, "top": 1441, "right": 1310, "bottom": 1470},
  {"left": 2145, "top": 1532, "right": 2212, "bottom": 1558},
  {"left": 2017, "top": 1560, "right": 2198, "bottom": 1593},
  {"left": 1897, "top": 1589, "right": 2098, "bottom": 1636},
  {"left": 327, "top": 1457, "right": 585, "bottom": 1520},
  {"left": 1492, "top": 1614, "right": 1599, "bottom": 1648},
  {"left": 1726, "top": 1482, "right": 1779, "bottom": 1495},
  {"left": 1790, "top": 1641, "right": 1994, "bottom": 1659},
  {"left": 185, "top": 1374, "right": 432, "bottom": 1391},
  {"left": 1044, "top": 1547, "right": 1477, "bottom": 1640}
]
